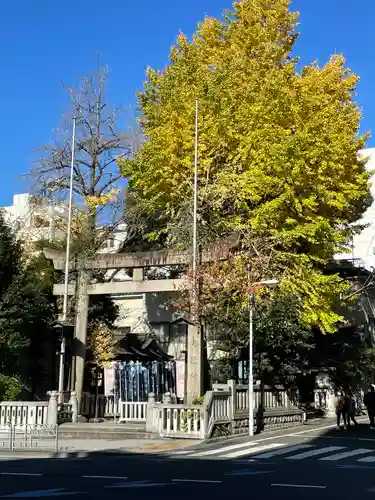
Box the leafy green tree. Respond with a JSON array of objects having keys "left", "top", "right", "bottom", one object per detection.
[
  {"left": 0, "top": 212, "right": 58, "bottom": 399},
  {"left": 201, "top": 290, "right": 312, "bottom": 386},
  {"left": 122, "top": 0, "right": 371, "bottom": 333}
]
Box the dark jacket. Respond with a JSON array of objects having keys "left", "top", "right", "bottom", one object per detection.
[{"left": 364, "top": 392, "right": 375, "bottom": 411}]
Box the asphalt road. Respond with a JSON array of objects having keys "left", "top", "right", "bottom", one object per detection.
[{"left": 2, "top": 422, "right": 375, "bottom": 499}]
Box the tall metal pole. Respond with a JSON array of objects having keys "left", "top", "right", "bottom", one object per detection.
[
  {"left": 58, "top": 116, "right": 77, "bottom": 404},
  {"left": 192, "top": 99, "right": 199, "bottom": 282},
  {"left": 248, "top": 293, "right": 254, "bottom": 436}
]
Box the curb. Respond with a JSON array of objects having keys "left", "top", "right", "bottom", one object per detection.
[
  {"left": 0, "top": 441, "right": 200, "bottom": 460},
  {"left": 199, "top": 416, "right": 370, "bottom": 448},
  {"left": 199, "top": 418, "right": 340, "bottom": 447}
]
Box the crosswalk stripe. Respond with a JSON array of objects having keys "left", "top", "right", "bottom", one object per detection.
[
  {"left": 253, "top": 444, "right": 314, "bottom": 459},
  {"left": 320, "top": 448, "right": 373, "bottom": 461},
  {"left": 286, "top": 446, "right": 345, "bottom": 460},
  {"left": 192, "top": 441, "right": 258, "bottom": 457},
  {"left": 357, "top": 456, "right": 375, "bottom": 463},
  {"left": 222, "top": 443, "right": 286, "bottom": 459}
]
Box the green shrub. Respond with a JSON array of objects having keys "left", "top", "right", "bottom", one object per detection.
[{"left": 0, "top": 375, "right": 21, "bottom": 401}]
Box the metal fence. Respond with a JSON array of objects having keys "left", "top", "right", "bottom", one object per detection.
[{"left": 0, "top": 425, "right": 59, "bottom": 452}]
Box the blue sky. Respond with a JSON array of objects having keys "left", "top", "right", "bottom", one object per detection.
[{"left": 0, "top": 0, "right": 373, "bottom": 206}]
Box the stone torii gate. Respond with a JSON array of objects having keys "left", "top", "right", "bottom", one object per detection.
[{"left": 44, "top": 241, "right": 235, "bottom": 405}]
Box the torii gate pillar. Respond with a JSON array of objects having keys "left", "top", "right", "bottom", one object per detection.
[{"left": 72, "top": 270, "right": 90, "bottom": 406}]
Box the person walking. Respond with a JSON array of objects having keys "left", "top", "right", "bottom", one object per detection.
[
  {"left": 364, "top": 386, "right": 375, "bottom": 429},
  {"left": 346, "top": 392, "right": 358, "bottom": 428},
  {"left": 335, "top": 391, "right": 347, "bottom": 430}
]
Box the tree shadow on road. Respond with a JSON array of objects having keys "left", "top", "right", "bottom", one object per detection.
[{"left": 1, "top": 419, "right": 375, "bottom": 498}]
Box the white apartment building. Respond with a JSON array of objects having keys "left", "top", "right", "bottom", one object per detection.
[
  {"left": 335, "top": 148, "right": 375, "bottom": 270},
  {"left": 2, "top": 193, "right": 67, "bottom": 246}
]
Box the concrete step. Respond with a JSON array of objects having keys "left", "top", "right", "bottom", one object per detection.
[{"left": 58, "top": 422, "right": 154, "bottom": 440}]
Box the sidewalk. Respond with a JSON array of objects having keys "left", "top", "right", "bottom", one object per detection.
[
  {"left": 0, "top": 416, "right": 368, "bottom": 461},
  {"left": 58, "top": 437, "right": 201, "bottom": 454},
  {"left": 0, "top": 437, "right": 201, "bottom": 460}
]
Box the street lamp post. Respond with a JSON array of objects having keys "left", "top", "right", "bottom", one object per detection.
[
  {"left": 247, "top": 278, "right": 279, "bottom": 437},
  {"left": 58, "top": 116, "right": 77, "bottom": 405}
]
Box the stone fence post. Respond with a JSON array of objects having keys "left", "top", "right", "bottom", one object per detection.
[
  {"left": 146, "top": 393, "right": 156, "bottom": 433},
  {"left": 47, "top": 391, "right": 58, "bottom": 426},
  {"left": 69, "top": 392, "right": 78, "bottom": 423},
  {"left": 227, "top": 379, "right": 236, "bottom": 419},
  {"left": 163, "top": 392, "right": 172, "bottom": 404}
]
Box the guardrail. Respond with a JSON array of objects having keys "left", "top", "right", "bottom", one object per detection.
[{"left": 0, "top": 424, "right": 59, "bottom": 452}]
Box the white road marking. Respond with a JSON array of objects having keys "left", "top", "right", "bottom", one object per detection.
[
  {"left": 320, "top": 448, "right": 373, "bottom": 461},
  {"left": 253, "top": 444, "right": 313, "bottom": 459},
  {"left": 337, "top": 464, "right": 374, "bottom": 469},
  {"left": 82, "top": 475, "right": 128, "bottom": 480},
  {"left": 286, "top": 446, "right": 345, "bottom": 460},
  {"left": 106, "top": 481, "right": 169, "bottom": 488},
  {"left": 1, "top": 489, "right": 81, "bottom": 498},
  {"left": 192, "top": 441, "right": 258, "bottom": 457},
  {"left": 222, "top": 443, "right": 286, "bottom": 459},
  {"left": 0, "top": 473, "right": 43, "bottom": 477},
  {"left": 225, "top": 470, "right": 272, "bottom": 476},
  {"left": 172, "top": 479, "right": 222, "bottom": 483},
  {"left": 357, "top": 456, "right": 375, "bottom": 463},
  {"left": 172, "top": 450, "right": 193, "bottom": 455},
  {"left": 272, "top": 484, "right": 326, "bottom": 489}
]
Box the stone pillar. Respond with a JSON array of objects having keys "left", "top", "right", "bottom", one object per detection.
[
  {"left": 69, "top": 391, "right": 78, "bottom": 423},
  {"left": 186, "top": 323, "right": 203, "bottom": 405},
  {"left": 227, "top": 379, "right": 236, "bottom": 420},
  {"left": 47, "top": 391, "right": 58, "bottom": 426},
  {"left": 163, "top": 392, "right": 172, "bottom": 404},
  {"left": 73, "top": 270, "right": 90, "bottom": 408},
  {"left": 146, "top": 393, "right": 156, "bottom": 433}
]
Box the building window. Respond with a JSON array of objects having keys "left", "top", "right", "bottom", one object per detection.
[{"left": 108, "top": 237, "right": 115, "bottom": 248}]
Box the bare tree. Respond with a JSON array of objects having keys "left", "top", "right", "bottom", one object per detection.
[
  {"left": 27, "top": 61, "right": 143, "bottom": 404},
  {"left": 29, "top": 62, "right": 141, "bottom": 251}
]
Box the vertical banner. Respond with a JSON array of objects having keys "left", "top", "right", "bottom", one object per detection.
[{"left": 104, "top": 362, "right": 115, "bottom": 396}]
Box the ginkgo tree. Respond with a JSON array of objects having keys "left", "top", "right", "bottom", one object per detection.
[{"left": 121, "top": 0, "right": 372, "bottom": 334}]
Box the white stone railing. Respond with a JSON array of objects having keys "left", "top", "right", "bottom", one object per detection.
[
  {"left": 149, "top": 403, "right": 204, "bottom": 439},
  {"left": 0, "top": 391, "right": 76, "bottom": 430},
  {"left": 119, "top": 401, "right": 147, "bottom": 422},
  {"left": 0, "top": 401, "right": 49, "bottom": 429},
  {"left": 216, "top": 381, "right": 298, "bottom": 412},
  {"left": 144, "top": 382, "right": 302, "bottom": 440},
  {"left": 145, "top": 390, "right": 232, "bottom": 439},
  {"left": 203, "top": 390, "right": 232, "bottom": 438}
]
